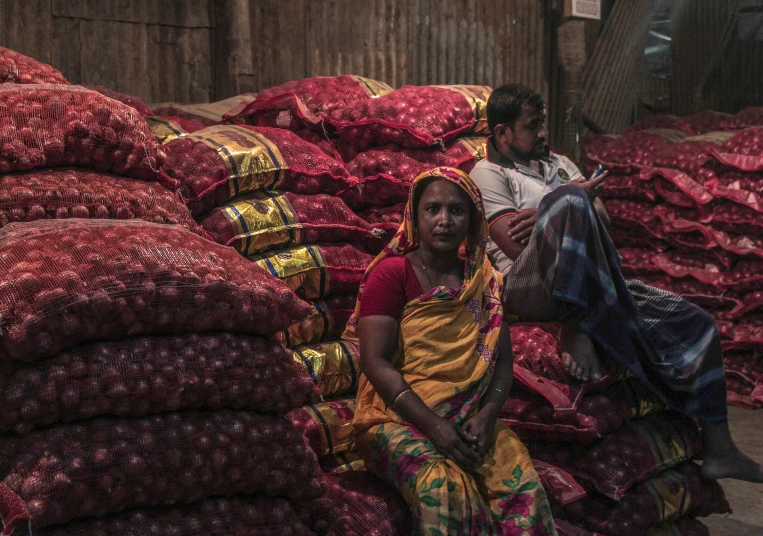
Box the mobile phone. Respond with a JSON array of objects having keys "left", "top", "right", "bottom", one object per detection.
[{"left": 589, "top": 164, "right": 604, "bottom": 181}]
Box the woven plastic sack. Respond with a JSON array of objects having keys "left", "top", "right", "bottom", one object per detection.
[
  {"left": 150, "top": 93, "right": 258, "bottom": 126},
  {"left": 250, "top": 243, "right": 372, "bottom": 300},
  {"left": 0, "top": 218, "right": 310, "bottom": 362},
  {"left": 224, "top": 75, "right": 392, "bottom": 130},
  {"left": 320, "top": 450, "right": 366, "bottom": 475},
  {"left": 0, "top": 47, "right": 68, "bottom": 85},
  {"left": 291, "top": 340, "right": 360, "bottom": 400},
  {"left": 357, "top": 202, "right": 406, "bottom": 225},
  {"left": 529, "top": 413, "right": 703, "bottom": 501},
  {"left": 37, "top": 496, "right": 311, "bottom": 536},
  {"left": 0, "top": 85, "right": 165, "bottom": 182},
  {"left": 330, "top": 85, "right": 492, "bottom": 149},
  {"left": 287, "top": 397, "right": 356, "bottom": 459},
  {"left": 82, "top": 85, "right": 152, "bottom": 117},
  {"left": 200, "top": 190, "right": 381, "bottom": 256},
  {"left": 145, "top": 115, "right": 205, "bottom": 144},
  {"left": 163, "top": 125, "right": 354, "bottom": 215},
  {"left": 279, "top": 294, "right": 357, "bottom": 347},
  {"left": 0, "top": 168, "right": 200, "bottom": 232},
  {"left": 0, "top": 333, "right": 316, "bottom": 434},
  {"left": 346, "top": 136, "right": 487, "bottom": 184},
  {"left": 296, "top": 472, "right": 412, "bottom": 536},
  {"left": 0, "top": 410, "right": 323, "bottom": 529},
  {"left": 555, "top": 463, "right": 729, "bottom": 536}
]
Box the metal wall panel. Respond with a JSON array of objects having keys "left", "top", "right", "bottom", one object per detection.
[
  {"left": 249, "top": 0, "right": 550, "bottom": 98},
  {"left": 1, "top": 0, "right": 215, "bottom": 104}
]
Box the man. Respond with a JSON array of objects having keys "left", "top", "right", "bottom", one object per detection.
[{"left": 470, "top": 83, "right": 763, "bottom": 483}]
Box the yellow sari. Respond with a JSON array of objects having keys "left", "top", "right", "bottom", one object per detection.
[{"left": 344, "top": 167, "right": 556, "bottom": 536}]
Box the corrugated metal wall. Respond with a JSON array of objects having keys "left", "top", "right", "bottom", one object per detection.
[
  {"left": 0, "top": 0, "right": 215, "bottom": 104},
  {"left": 249, "top": 0, "right": 550, "bottom": 97}
]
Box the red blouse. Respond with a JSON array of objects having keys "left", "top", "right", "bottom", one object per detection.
[{"left": 358, "top": 255, "right": 425, "bottom": 319}]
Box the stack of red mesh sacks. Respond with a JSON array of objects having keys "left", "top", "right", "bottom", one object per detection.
[
  {"left": 0, "top": 48, "right": 323, "bottom": 535},
  {"left": 202, "top": 77, "right": 492, "bottom": 535},
  {"left": 583, "top": 109, "right": 763, "bottom": 409},
  {"left": 501, "top": 324, "right": 730, "bottom": 536}
]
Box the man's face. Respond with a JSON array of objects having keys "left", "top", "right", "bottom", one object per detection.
[{"left": 496, "top": 103, "right": 549, "bottom": 161}]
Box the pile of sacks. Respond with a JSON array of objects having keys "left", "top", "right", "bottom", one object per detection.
[{"left": 584, "top": 109, "right": 763, "bottom": 408}]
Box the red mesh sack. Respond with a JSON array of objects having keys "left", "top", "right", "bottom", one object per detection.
[
  {"left": 534, "top": 460, "right": 587, "bottom": 506},
  {"left": 619, "top": 247, "right": 660, "bottom": 276},
  {"left": 705, "top": 127, "right": 763, "bottom": 172},
  {"left": 591, "top": 130, "right": 688, "bottom": 171},
  {"left": 0, "top": 168, "right": 200, "bottom": 232},
  {"left": 291, "top": 340, "right": 360, "bottom": 400},
  {"left": 650, "top": 135, "right": 730, "bottom": 174},
  {"left": 0, "top": 333, "right": 316, "bottom": 435},
  {"left": 602, "top": 174, "right": 656, "bottom": 202},
  {"left": 357, "top": 202, "right": 405, "bottom": 225},
  {"left": 639, "top": 167, "right": 713, "bottom": 207},
  {"left": 0, "top": 410, "right": 323, "bottom": 529},
  {"left": 38, "top": 496, "right": 312, "bottom": 536},
  {"left": 145, "top": 115, "right": 205, "bottom": 144},
  {"left": 293, "top": 129, "right": 345, "bottom": 161},
  {"left": 251, "top": 243, "right": 372, "bottom": 300},
  {"left": 200, "top": 191, "right": 382, "bottom": 256},
  {"left": 345, "top": 137, "right": 486, "bottom": 183},
  {"left": 529, "top": 413, "right": 703, "bottom": 501},
  {"left": 330, "top": 85, "right": 492, "bottom": 149},
  {"left": 279, "top": 294, "right": 357, "bottom": 347},
  {"left": 224, "top": 75, "right": 392, "bottom": 130},
  {"left": 723, "top": 344, "right": 763, "bottom": 408},
  {"left": 337, "top": 174, "right": 410, "bottom": 210},
  {"left": 721, "top": 106, "right": 763, "bottom": 129},
  {"left": 0, "top": 47, "right": 68, "bottom": 85},
  {"left": 703, "top": 171, "right": 763, "bottom": 212},
  {"left": 82, "top": 85, "right": 152, "bottom": 117},
  {"left": 0, "top": 85, "right": 165, "bottom": 182},
  {"left": 163, "top": 125, "right": 354, "bottom": 215},
  {"left": 501, "top": 376, "right": 664, "bottom": 444},
  {"left": 150, "top": 93, "right": 259, "bottom": 127},
  {"left": 287, "top": 397, "right": 356, "bottom": 459},
  {"left": 605, "top": 199, "right": 664, "bottom": 239},
  {"left": 0, "top": 218, "right": 311, "bottom": 362},
  {"left": 553, "top": 463, "right": 729, "bottom": 536},
  {"left": 677, "top": 111, "right": 732, "bottom": 135},
  {"left": 651, "top": 252, "right": 724, "bottom": 287},
  {"left": 296, "top": 472, "right": 412, "bottom": 536}
]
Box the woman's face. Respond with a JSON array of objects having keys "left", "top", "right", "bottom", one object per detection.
[{"left": 416, "top": 180, "right": 472, "bottom": 254}]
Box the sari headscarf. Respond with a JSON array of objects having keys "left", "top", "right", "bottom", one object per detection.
[{"left": 345, "top": 167, "right": 505, "bottom": 437}]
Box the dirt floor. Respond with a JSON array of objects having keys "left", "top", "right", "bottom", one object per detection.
[{"left": 702, "top": 406, "right": 763, "bottom": 536}]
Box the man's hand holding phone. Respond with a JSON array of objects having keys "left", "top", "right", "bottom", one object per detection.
[{"left": 572, "top": 164, "right": 609, "bottom": 199}]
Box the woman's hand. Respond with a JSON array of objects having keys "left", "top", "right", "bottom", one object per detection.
[
  {"left": 424, "top": 416, "right": 481, "bottom": 470},
  {"left": 462, "top": 408, "right": 498, "bottom": 458}
]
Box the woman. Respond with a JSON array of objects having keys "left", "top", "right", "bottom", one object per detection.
[{"left": 343, "top": 167, "right": 556, "bottom": 536}]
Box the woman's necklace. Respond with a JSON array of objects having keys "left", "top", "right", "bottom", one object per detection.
[{"left": 417, "top": 249, "right": 435, "bottom": 288}]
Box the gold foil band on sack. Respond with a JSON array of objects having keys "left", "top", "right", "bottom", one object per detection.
[
  {"left": 291, "top": 340, "right": 360, "bottom": 400},
  {"left": 280, "top": 299, "right": 332, "bottom": 347},
  {"left": 643, "top": 468, "right": 693, "bottom": 521},
  {"left": 630, "top": 415, "right": 698, "bottom": 472},
  {"left": 251, "top": 245, "right": 329, "bottom": 299},
  {"left": 436, "top": 85, "right": 493, "bottom": 135},
  {"left": 351, "top": 75, "right": 393, "bottom": 98},
  {"left": 145, "top": 116, "right": 189, "bottom": 144},
  {"left": 322, "top": 450, "right": 367, "bottom": 475},
  {"left": 186, "top": 125, "right": 287, "bottom": 197},
  {"left": 303, "top": 398, "right": 357, "bottom": 457},
  {"left": 220, "top": 191, "right": 301, "bottom": 256},
  {"left": 458, "top": 136, "right": 488, "bottom": 161}
]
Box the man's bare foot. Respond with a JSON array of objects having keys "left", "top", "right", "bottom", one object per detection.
[
  {"left": 560, "top": 327, "right": 602, "bottom": 382},
  {"left": 701, "top": 449, "right": 763, "bottom": 483}
]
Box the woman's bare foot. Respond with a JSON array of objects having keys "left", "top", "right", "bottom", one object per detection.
[
  {"left": 560, "top": 326, "right": 602, "bottom": 382},
  {"left": 701, "top": 449, "right": 763, "bottom": 482}
]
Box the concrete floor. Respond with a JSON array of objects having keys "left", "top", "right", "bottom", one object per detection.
[{"left": 702, "top": 406, "right": 763, "bottom": 536}]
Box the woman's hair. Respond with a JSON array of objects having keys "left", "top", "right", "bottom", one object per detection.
[{"left": 411, "top": 176, "right": 477, "bottom": 231}]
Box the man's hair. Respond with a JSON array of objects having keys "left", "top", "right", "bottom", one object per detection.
[{"left": 486, "top": 84, "right": 545, "bottom": 133}]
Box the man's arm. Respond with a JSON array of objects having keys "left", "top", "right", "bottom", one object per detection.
[{"left": 488, "top": 213, "right": 529, "bottom": 262}]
